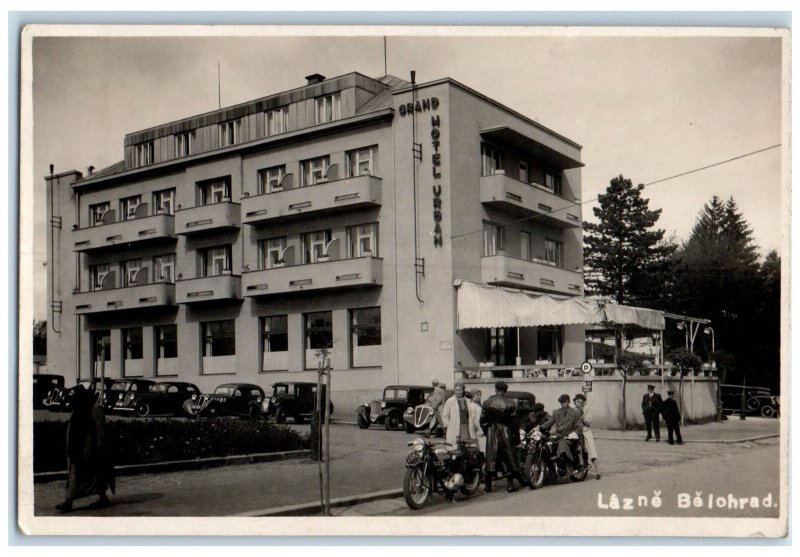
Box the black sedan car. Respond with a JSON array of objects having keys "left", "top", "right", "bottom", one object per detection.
[
  {"left": 185, "top": 383, "right": 266, "bottom": 419},
  {"left": 105, "top": 378, "right": 157, "bottom": 413},
  {"left": 357, "top": 385, "right": 433, "bottom": 430},
  {"left": 261, "top": 381, "right": 332, "bottom": 424},
  {"left": 114, "top": 381, "right": 202, "bottom": 417},
  {"left": 43, "top": 377, "right": 116, "bottom": 412},
  {"left": 33, "top": 374, "right": 64, "bottom": 409}
]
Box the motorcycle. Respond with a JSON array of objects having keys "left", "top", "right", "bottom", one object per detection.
[
  {"left": 521, "top": 428, "right": 589, "bottom": 489},
  {"left": 402, "top": 436, "right": 484, "bottom": 509}
]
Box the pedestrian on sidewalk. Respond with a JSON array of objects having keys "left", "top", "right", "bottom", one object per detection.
[
  {"left": 55, "top": 384, "right": 116, "bottom": 513},
  {"left": 574, "top": 393, "right": 601, "bottom": 479},
  {"left": 662, "top": 390, "right": 684, "bottom": 445},
  {"left": 641, "top": 384, "right": 663, "bottom": 442}
]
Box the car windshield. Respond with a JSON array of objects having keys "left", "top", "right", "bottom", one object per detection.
[
  {"left": 383, "top": 388, "right": 408, "bottom": 400},
  {"left": 110, "top": 382, "right": 131, "bottom": 391},
  {"left": 273, "top": 384, "right": 288, "bottom": 395},
  {"left": 214, "top": 385, "right": 237, "bottom": 396},
  {"left": 150, "top": 384, "right": 170, "bottom": 393}
]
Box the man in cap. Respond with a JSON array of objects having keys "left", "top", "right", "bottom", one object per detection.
[
  {"left": 541, "top": 394, "right": 583, "bottom": 466},
  {"left": 641, "top": 384, "right": 663, "bottom": 442},
  {"left": 522, "top": 402, "right": 551, "bottom": 434},
  {"left": 480, "top": 381, "right": 528, "bottom": 492},
  {"left": 661, "top": 390, "right": 683, "bottom": 445}
]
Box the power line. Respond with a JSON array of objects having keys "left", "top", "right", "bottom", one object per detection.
[{"left": 450, "top": 143, "right": 781, "bottom": 241}]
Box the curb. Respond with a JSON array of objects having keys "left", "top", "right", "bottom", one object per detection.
[
  {"left": 233, "top": 488, "right": 405, "bottom": 517},
  {"left": 593, "top": 433, "right": 779, "bottom": 444},
  {"left": 34, "top": 449, "right": 310, "bottom": 484}
]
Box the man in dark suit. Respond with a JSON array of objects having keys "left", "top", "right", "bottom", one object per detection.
[
  {"left": 641, "top": 384, "right": 663, "bottom": 442},
  {"left": 661, "top": 390, "right": 683, "bottom": 445}
]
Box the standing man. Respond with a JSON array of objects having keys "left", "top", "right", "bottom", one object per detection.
[
  {"left": 441, "top": 383, "right": 480, "bottom": 448},
  {"left": 661, "top": 390, "right": 683, "bottom": 445},
  {"left": 573, "top": 394, "right": 601, "bottom": 479},
  {"left": 480, "top": 381, "right": 527, "bottom": 492},
  {"left": 641, "top": 384, "right": 663, "bottom": 442},
  {"left": 425, "top": 379, "right": 446, "bottom": 438}
]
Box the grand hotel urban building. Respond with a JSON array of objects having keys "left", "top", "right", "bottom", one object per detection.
[{"left": 45, "top": 71, "right": 586, "bottom": 415}]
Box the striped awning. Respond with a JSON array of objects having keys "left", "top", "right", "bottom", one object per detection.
[{"left": 455, "top": 281, "right": 664, "bottom": 330}]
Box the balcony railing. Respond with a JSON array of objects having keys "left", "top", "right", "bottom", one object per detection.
[
  {"left": 175, "top": 274, "right": 242, "bottom": 304},
  {"left": 241, "top": 175, "right": 382, "bottom": 226},
  {"left": 72, "top": 213, "right": 176, "bottom": 252},
  {"left": 456, "top": 363, "right": 719, "bottom": 381},
  {"left": 481, "top": 254, "right": 583, "bottom": 296},
  {"left": 72, "top": 282, "right": 175, "bottom": 314},
  {"left": 242, "top": 256, "right": 383, "bottom": 296},
  {"left": 480, "top": 173, "right": 581, "bottom": 229},
  {"left": 174, "top": 202, "right": 241, "bottom": 235}
]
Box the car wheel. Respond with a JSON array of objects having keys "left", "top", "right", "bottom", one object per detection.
[
  {"left": 134, "top": 402, "right": 150, "bottom": 418},
  {"left": 746, "top": 397, "right": 761, "bottom": 412},
  {"left": 275, "top": 407, "right": 287, "bottom": 424},
  {"left": 207, "top": 405, "right": 218, "bottom": 419},
  {"left": 760, "top": 405, "right": 776, "bottom": 418},
  {"left": 385, "top": 411, "right": 401, "bottom": 431},
  {"left": 249, "top": 406, "right": 260, "bottom": 421},
  {"left": 357, "top": 412, "right": 370, "bottom": 429}
]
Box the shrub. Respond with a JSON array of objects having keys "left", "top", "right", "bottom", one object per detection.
[
  {"left": 667, "top": 348, "right": 703, "bottom": 376},
  {"left": 34, "top": 417, "right": 309, "bottom": 473},
  {"left": 616, "top": 351, "right": 648, "bottom": 376}
]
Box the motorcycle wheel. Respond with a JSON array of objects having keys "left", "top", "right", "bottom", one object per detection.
[
  {"left": 459, "top": 469, "right": 482, "bottom": 496},
  {"left": 570, "top": 459, "right": 590, "bottom": 482},
  {"left": 403, "top": 465, "right": 433, "bottom": 510},
  {"left": 525, "top": 453, "right": 545, "bottom": 489},
  {"left": 357, "top": 413, "right": 370, "bottom": 429}
]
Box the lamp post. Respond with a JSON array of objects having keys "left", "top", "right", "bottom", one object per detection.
[
  {"left": 676, "top": 321, "right": 689, "bottom": 351},
  {"left": 703, "top": 326, "right": 715, "bottom": 354}
]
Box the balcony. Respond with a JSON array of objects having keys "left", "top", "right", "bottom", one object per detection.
[
  {"left": 174, "top": 202, "right": 241, "bottom": 235},
  {"left": 241, "top": 175, "right": 382, "bottom": 226},
  {"left": 242, "top": 256, "right": 383, "bottom": 297},
  {"left": 72, "top": 282, "right": 176, "bottom": 315},
  {"left": 480, "top": 173, "right": 581, "bottom": 229},
  {"left": 481, "top": 254, "right": 583, "bottom": 296},
  {"left": 175, "top": 274, "right": 242, "bottom": 304},
  {"left": 72, "top": 213, "right": 176, "bottom": 253}
]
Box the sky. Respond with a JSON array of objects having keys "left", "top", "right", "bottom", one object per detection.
[{"left": 27, "top": 30, "right": 786, "bottom": 321}]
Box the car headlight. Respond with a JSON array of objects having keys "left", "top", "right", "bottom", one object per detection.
[
  {"left": 380, "top": 401, "right": 386, "bottom": 408},
  {"left": 256, "top": 396, "right": 262, "bottom": 403},
  {"left": 404, "top": 407, "right": 413, "bottom": 415},
  {"left": 363, "top": 401, "right": 370, "bottom": 408},
  {"left": 191, "top": 394, "right": 197, "bottom": 401},
  {"left": 118, "top": 393, "right": 124, "bottom": 400},
  {"left": 271, "top": 397, "right": 277, "bottom": 404},
  {"left": 412, "top": 438, "right": 425, "bottom": 453}
]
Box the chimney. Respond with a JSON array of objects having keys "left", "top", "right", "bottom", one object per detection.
[
  {"left": 87, "top": 165, "right": 95, "bottom": 176},
  {"left": 305, "top": 73, "right": 326, "bottom": 85}
]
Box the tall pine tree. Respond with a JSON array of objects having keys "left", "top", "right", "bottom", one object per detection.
[{"left": 583, "top": 175, "right": 676, "bottom": 307}]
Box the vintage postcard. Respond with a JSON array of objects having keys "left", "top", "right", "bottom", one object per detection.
[{"left": 17, "top": 24, "right": 789, "bottom": 538}]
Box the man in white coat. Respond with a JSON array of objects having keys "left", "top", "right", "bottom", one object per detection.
[{"left": 441, "top": 383, "right": 481, "bottom": 448}]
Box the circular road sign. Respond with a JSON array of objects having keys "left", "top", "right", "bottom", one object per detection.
[{"left": 581, "top": 361, "right": 593, "bottom": 375}]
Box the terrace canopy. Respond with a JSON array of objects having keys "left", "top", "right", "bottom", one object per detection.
[{"left": 454, "top": 280, "right": 665, "bottom": 330}]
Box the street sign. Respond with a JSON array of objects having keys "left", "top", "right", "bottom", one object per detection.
[
  {"left": 582, "top": 380, "right": 593, "bottom": 393},
  {"left": 581, "top": 361, "right": 593, "bottom": 375}
]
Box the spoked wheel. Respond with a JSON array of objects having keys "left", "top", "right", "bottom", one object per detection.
[
  {"left": 761, "top": 405, "right": 776, "bottom": 418},
  {"left": 385, "top": 411, "right": 401, "bottom": 431},
  {"left": 525, "top": 453, "right": 545, "bottom": 489},
  {"left": 459, "top": 469, "right": 482, "bottom": 496},
  {"left": 134, "top": 402, "right": 150, "bottom": 418},
  {"left": 357, "top": 413, "right": 370, "bottom": 429},
  {"left": 403, "top": 465, "right": 433, "bottom": 510}
]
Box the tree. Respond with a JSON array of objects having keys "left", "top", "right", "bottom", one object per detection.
[{"left": 583, "top": 175, "right": 677, "bottom": 308}]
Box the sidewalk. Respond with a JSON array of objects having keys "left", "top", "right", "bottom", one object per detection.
[{"left": 592, "top": 416, "right": 779, "bottom": 444}]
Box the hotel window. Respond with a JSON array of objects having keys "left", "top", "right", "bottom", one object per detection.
[
  {"left": 120, "top": 195, "right": 142, "bottom": 221},
  {"left": 302, "top": 230, "right": 333, "bottom": 263},
  {"left": 519, "top": 161, "right": 529, "bottom": 184},
  {"left": 199, "top": 176, "right": 231, "bottom": 205},
  {"left": 347, "top": 146, "right": 378, "bottom": 177},
  {"left": 219, "top": 119, "right": 241, "bottom": 147},
  {"left": 350, "top": 307, "right": 381, "bottom": 364},
  {"left": 315, "top": 93, "right": 341, "bottom": 124},
  {"left": 521, "top": 231, "right": 531, "bottom": 261},
  {"left": 257, "top": 165, "right": 286, "bottom": 194},
  {"left": 305, "top": 311, "right": 333, "bottom": 352},
  {"left": 134, "top": 142, "right": 154, "bottom": 167},
  {"left": 346, "top": 223, "right": 378, "bottom": 258},
  {"left": 89, "top": 202, "right": 111, "bottom": 226},
  {"left": 301, "top": 156, "right": 330, "bottom": 186},
  {"left": 123, "top": 327, "right": 143, "bottom": 360},
  {"left": 538, "top": 326, "right": 563, "bottom": 364},
  {"left": 261, "top": 315, "right": 288, "bottom": 354},
  {"left": 121, "top": 258, "right": 142, "bottom": 287},
  {"left": 544, "top": 238, "right": 564, "bottom": 268},
  {"left": 200, "top": 245, "right": 232, "bottom": 277},
  {"left": 202, "top": 320, "right": 236, "bottom": 357},
  {"left": 90, "top": 263, "right": 112, "bottom": 291},
  {"left": 174, "top": 131, "right": 195, "bottom": 157},
  {"left": 152, "top": 188, "right": 176, "bottom": 215},
  {"left": 155, "top": 325, "right": 177, "bottom": 359},
  {"left": 544, "top": 171, "right": 563, "bottom": 195},
  {"left": 481, "top": 144, "right": 501, "bottom": 176},
  {"left": 153, "top": 254, "right": 176, "bottom": 283},
  {"left": 259, "top": 237, "right": 287, "bottom": 269},
  {"left": 266, "top": 107, "right": 289, "bottom": 136},
  {"left": 483, "top": 222, "right": 504, "bottom": 256},
  {"left": 91, "top": 330, "right": 111, "bottom": 363}
]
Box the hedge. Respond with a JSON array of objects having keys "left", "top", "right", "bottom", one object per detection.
[{"left": 34, "top": 418, "right": 309, "bottom": 473}]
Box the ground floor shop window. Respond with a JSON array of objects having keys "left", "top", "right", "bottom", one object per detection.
[
  {"left": 261, "top": 315, "right": 288, "bottom": 371},
  {"left": 155, "top": 324, "right": 177, "bottom": 376},
  {"left": 305, "top": 311, "right": 332, "bottom": 369},
  {"left": 202, "top": 319, "right": 236, "bottom": 375},
  {"left": 537, "top": 326, "right": 563, "bottom": 364},
  {"left": 350, "top": 307, "right": 381, "bottom": 367}
]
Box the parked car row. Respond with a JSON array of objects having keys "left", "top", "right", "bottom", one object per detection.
[
  {"left": 37, "top": 374, "right": 332, "bottom": 421},
  {"left": 720, "top": 384, "right": 780, "bottom": 418}
]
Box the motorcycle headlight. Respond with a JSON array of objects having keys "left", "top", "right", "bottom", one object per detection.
[
  {"left": 532, "top": 430, "right": 542, "bottom": 441},
  {"left": 412, "top": 438, "right": 425, "bottom": 453},
  {"left": 519, "top": 429, "right": 526, "bottom": 442}
]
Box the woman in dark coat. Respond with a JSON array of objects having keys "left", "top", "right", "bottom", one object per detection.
[{"left": 56, "top": 384, "right": 115, "bottom": 512}]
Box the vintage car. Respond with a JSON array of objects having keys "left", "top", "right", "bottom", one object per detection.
[
  {"left": 185, "top": 383, "right": 266, "bottom": 419},
  {"left": 720, "top": 384, "right": 780, "bottom": 418},
  {"left": 104, "top": 378, "right": 157, "bottom": 413},
  {"left": 33, "top": 374, "right": 64, "bottom": 409},
  {"left": 402, "top": 389, "right": 536, "bottom": 434},
  {"left": 356, "top": 385, "right": 433, "bottom": 430},
  {"left": 113, "top": 381, "right": 202, "bottom": 417},
  {"left": 261, "top": 381, "right": 332, "bottom": 424},
  {"left": 43, "top": 377, "right": 116, "bottom": 412}
]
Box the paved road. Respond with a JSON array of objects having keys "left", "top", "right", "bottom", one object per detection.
[{"left": 33, "top": 420, "right": 780, "bottom": 517}]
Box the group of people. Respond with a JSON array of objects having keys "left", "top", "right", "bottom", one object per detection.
[
  {"left": 424, "top": 379, "right": 602, "bottom": 494},
  {"left": 642, "top": 384, "right": 684, "bottom": 445}
]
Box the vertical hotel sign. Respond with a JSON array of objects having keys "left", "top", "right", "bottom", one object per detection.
[{"left": 399, "top": 96, "right": 443, "bottom": 247}]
